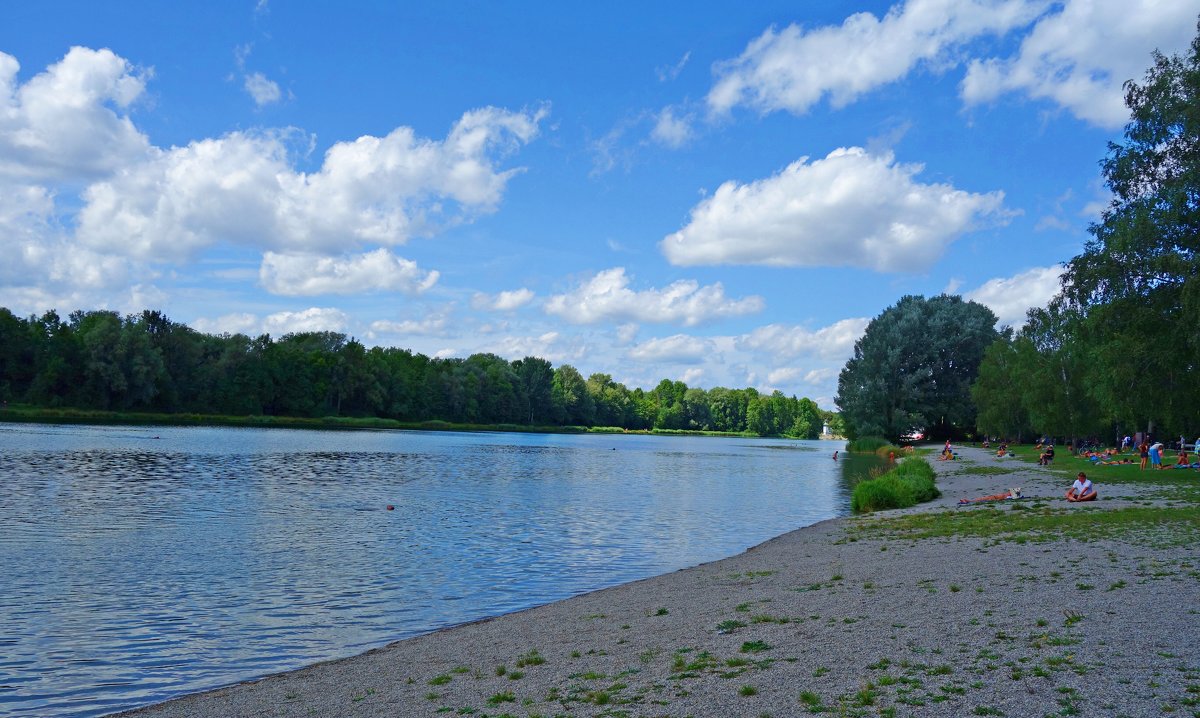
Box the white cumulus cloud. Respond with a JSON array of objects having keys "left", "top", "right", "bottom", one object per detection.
[
  {"left": 75, "top": 104, "right": 548, "bottom": 260},
  {"left": 471, "top": 288, "right": 535, "bottom": 311},
  {"left": 0, "top": 47, "right": 151, "bottom": 181},
  {"left": 767, "top": 367, "right": 804, "bottom": 385},
  {"left": 651, "top": 107, "right": 694, "bottom": 148},
  {"left": 477, "top": 331, "right": 589, "bottom": 363},
  {"left": 193, "top": 308, "right": 352, "bottom": 337},
  {"left": 369, "top": 312, "right": 450, "bottom": 337},
  {"left": 961, "top": 0, "right": 1197, "bottom": 128},
  {"left": 965, "top": 264, "right": 1064, "bottom": 326},
  {"left": 627, "top": 334, "right": 715, "bottom": 363},
  {"left": 259, "top": 249, "right": 439, "bottom": 296},
  {"left": 662, "top": 147, "right": 1008, "bottom": 270},
  {"left": 190, "top": 312, "right": 262, "bottom": 336},
  {"left": 738, "top": 318, "right": 870, "bottom": 361},
  {"left": 707, "top": 0, "right": 1046, "bottom": 116},
  {"left": 544, "top": 267, "right": 764, "bottom": 326},
  {"left": 244, "top": 71, "right": 282, "bottom": 106},
  {"left": 263, "top": 307, "right": 350, "bottom": 335},
  {"left": 0, "top": 183, "right": 142, "bottom": 304}
]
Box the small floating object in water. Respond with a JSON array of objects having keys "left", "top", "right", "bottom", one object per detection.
[{"left": 386, "top": 505, "right": 394, "bottom": 511}]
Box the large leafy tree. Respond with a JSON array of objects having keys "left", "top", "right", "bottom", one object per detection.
[
  {"left": 1062, "top": 19, "right": 1200, "bottom": 435},
  {"left": 970, "top": 332, "right": 1030, "bottom": 440},
  {"left": 836, "top": 295, "right": 998, "bottom": 441}
]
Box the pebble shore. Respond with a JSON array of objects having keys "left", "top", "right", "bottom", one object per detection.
[{"left": 118, "top": 445, "right": 1200, "bottom": 718}]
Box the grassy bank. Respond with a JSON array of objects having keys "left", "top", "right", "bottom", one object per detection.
[
  {"left": 850, "top": 457, "right": 940, "bottom": 513},
  {"left": 0, "top": 405, "right": 777, "bottom": 440},
  {"left": 845, "top": 436, "right": 903, "bottom": 458}
]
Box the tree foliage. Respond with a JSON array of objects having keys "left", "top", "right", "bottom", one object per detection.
[
  {"left": 973, "top": 20, "right": 1200, "bottom": 441},
  {"left": 836, "top": 295, "right": 998, "bottom": 441},
  {"left": 0, "top": 306, "right": 830, "bottom": 438}
]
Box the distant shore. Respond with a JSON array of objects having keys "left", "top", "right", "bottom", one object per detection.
[
  {"left": 0, "top": 405, "right": 779, "bottom": 440},
  {"left": 116, "top": 446, "right": 1199, "bottom": 717}
]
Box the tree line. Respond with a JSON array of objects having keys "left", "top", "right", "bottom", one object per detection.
[
  {"left": 836, "top": 22, "right": 1200, "bottom": 445},
  {"left": 0, "top": 307, "right": 834, "bottom": 438},
  {"left": 972, "top": 23, "right": 1200, "bottom": 445}
]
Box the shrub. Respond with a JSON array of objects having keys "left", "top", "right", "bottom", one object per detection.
[
  {"left": 851, "top": 458, "right": 940, "bottom": 512},
  {"left": 874, "top": 444, "right": 904, "bottom": 459},
  {"left": 847, "top": 436, "right": 890, "bottom": 453}
]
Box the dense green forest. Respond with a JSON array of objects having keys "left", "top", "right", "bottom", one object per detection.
[{"left": 0, "top": 307, "right": 835, "bottom": 438}]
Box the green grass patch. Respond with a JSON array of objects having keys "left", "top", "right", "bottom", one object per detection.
[
  {"left": 848, "top": 504, "right": 1200, "bottom": 547},
  {"left": 847, "top": 436, "right": 890, "bottom": 453},
  {"left": 515, "top": 649, "right": 545, "bottom": 667},
  {"left": 486, "top": 691, "right": 515, "bottom": 704},
  {"left": 741, "top": 641, "right": 773, "bottom": 653}
]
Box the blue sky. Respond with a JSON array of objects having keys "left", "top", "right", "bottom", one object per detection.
[{"left": 1, "top": 0, "right": 1196, "bottom": 408}]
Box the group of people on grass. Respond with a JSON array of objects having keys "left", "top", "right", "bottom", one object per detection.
[
  {"left": 966, "top": 432, "right": 1200, "bottom": 507},
  {"left": 1135, "top": 438, "right": 1200, "bottom": 470}
]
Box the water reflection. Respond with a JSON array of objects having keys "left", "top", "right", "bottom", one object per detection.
[{"left": 0, "top": 423, "right": 849, "bottom": 717}]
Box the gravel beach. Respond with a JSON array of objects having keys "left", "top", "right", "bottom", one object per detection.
[{"left": 118, "top": 445, "right": 1200, "bottom": 717}]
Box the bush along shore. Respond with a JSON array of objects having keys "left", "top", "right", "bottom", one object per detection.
[
  {"left": 117, "top": 444, "right": 1200, "bottom": 718},
  {"left": 850, "top": 456, "right": 940, "bottom": 513}
]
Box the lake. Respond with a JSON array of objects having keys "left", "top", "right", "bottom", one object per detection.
[{"left": 0, "top": 423, "right": 864, "bottom": 717}]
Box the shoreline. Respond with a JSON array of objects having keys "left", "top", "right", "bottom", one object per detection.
[
  {"left": 0, "top": 407, "right": 791, "bottom": 441},
  {"left": 116, "top": 446, "right": 1199, "bottom": 717}
]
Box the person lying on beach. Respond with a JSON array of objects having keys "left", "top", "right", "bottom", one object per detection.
[
  {"left": 958, "top": 488, "right": 1022, "bottom": 505},
  {"left": 1065, "top": 472, "right": 1097, "bottom": 502}
]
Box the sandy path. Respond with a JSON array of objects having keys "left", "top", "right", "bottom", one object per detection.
[{"left": 116, "top": 446, "right": 1200, "bottom": 717}]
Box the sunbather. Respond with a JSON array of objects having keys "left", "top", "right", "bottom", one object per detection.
[{"left": 958, "top": 488, "right": 1022, "bottom": 505}]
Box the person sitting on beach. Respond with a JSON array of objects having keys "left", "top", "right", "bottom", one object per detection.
[
  {"left": 1065, "top": 472, "right": 1097, "bottom": 502},
  {"left": 996, "top": 442, "right": 1009, "bottom": 457},
  {"left": 1038, "top": 444, "right": 1055, "bottom": 465}
]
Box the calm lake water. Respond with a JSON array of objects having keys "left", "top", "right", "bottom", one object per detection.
[{"left": 0, "top": 423, "right": 864, "bottom": 717}]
